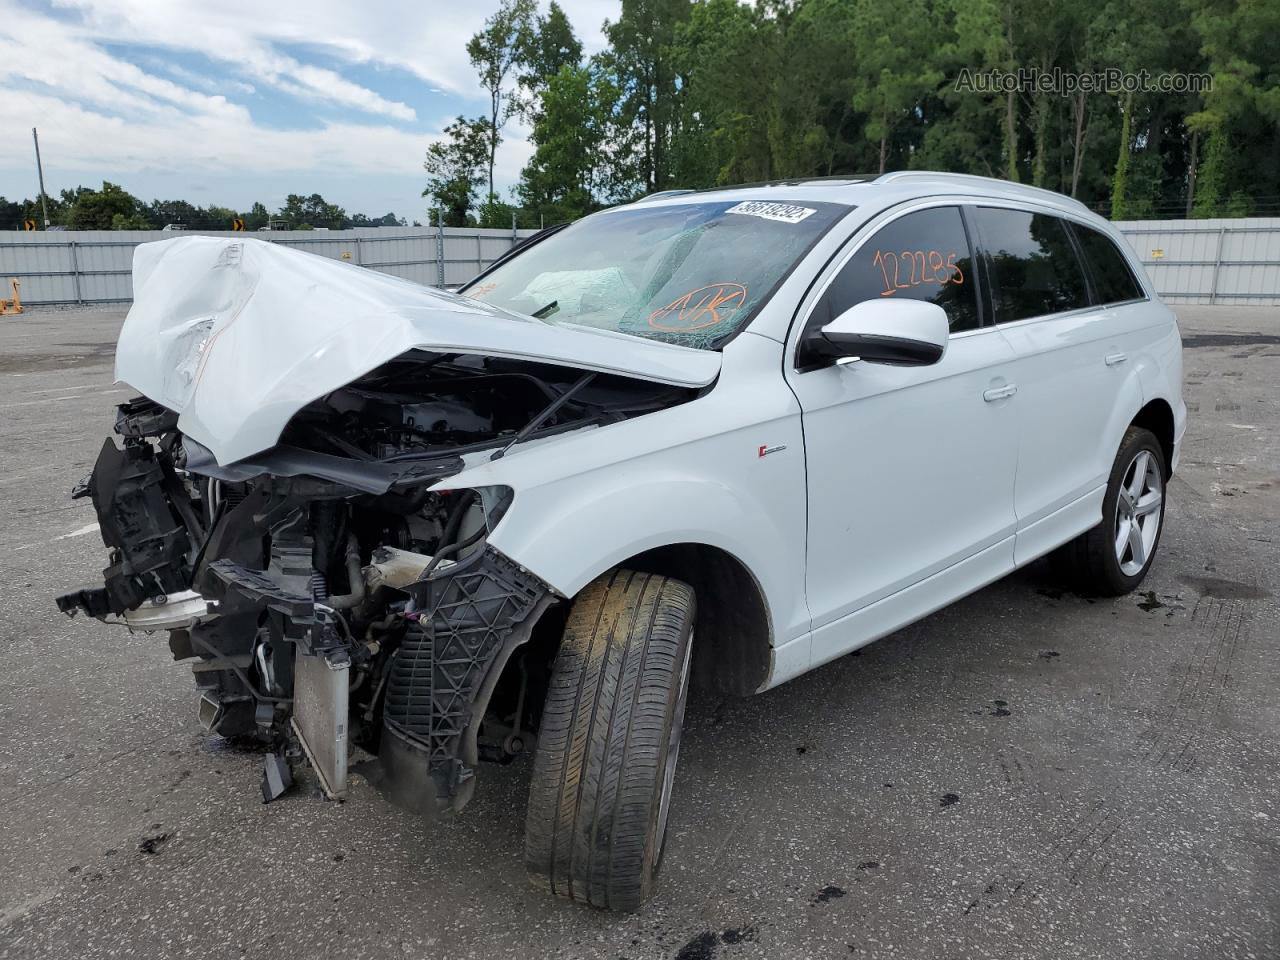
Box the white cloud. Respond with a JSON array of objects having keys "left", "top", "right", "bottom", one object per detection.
[
  {"left": 47, "top": 0, "right": 617, "bottom": 95},
  {"left": 149, "top": 61, "right": 256, "bottom": 97},
  {"left": 0, "top": 0, "right": 619, "bottom": 217},
  {"left": 0, "top": 90, "right": 435, "bottom": 177},
  {"left": 248, "top": 52, "right": 417, "bottom": 122},
  {"left": 1, "top": 6, "right": 241, "bottom": 120}
]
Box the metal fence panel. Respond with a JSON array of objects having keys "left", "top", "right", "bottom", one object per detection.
[
  {"left": 6, "top": 218, "right": 1277, "bottom": 307},
  {"left": 1114, "top": 217, "right": 1280, "bottom": 305},
  {"left": 0, "top": 226, "right": 535, "bottom": 305}
]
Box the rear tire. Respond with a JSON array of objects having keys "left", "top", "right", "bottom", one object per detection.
[
  {"left": 524, "top": 569, "right": 695, "bottom": 912},
  {"left": 1052, "top": 426, "right": 1167, "bottom": 596}
]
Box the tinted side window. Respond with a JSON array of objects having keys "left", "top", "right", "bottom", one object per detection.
[
  {"left": 975, "top": 208, "right": 1090, "bottom": 323},
  {"left": 806, "top": 206, "right": 980, "bottom": 338},
  {"left": 1073, "top": 224, "right": 1145, "bottom": 305}
]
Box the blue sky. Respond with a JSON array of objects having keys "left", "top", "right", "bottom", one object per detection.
[{"left": 0, "top": 0, "right": 618, "bottom": 223}]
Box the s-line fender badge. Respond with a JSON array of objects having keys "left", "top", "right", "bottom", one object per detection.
[{"left": 758, "top": 444, "right": 787, "bottom": 458}]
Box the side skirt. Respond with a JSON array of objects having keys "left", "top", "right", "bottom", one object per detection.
[{"left": 800, "top": 537, "right": 1016, "bottom": 679}]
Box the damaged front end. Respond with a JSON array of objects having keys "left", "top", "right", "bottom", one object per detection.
[{"left": 57, "top": 348, "right": 692, "bottom": 812}]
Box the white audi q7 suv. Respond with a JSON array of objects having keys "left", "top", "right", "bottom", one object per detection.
[{"left": 58, "top": 172, "right": 1184, "bottom": 911}]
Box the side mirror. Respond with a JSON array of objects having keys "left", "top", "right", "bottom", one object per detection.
[{"left": 807, "top": 299, "right": 949, "bottom": 367}]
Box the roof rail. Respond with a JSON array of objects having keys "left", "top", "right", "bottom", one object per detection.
[
  {"left": 635, "top": 189, "right": 697, "bottom": 203},
  {"left": 874, "top": 171, "right": 1091, "bottom": 213}
]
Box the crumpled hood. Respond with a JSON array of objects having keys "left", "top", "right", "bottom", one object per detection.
[{"left": 115, "top": 236, "right": 721, "bottom": 465}]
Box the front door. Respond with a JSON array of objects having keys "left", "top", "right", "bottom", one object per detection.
[{"left": 785, "top": 204, "right": 1020, "bottom": 667}]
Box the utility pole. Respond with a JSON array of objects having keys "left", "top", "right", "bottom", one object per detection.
[
  {"left": 32, "top": 128, "right": 50, "bottom": 228},
  {"left": 435, "top": 207, "right": 446, "bottom": 288}
]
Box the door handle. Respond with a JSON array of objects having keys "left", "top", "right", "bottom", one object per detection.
[
  {"left": 1105, "top": 352, "right": 1128, "bottom": 366},
  {"left": 983, "top": 384, "right": 1018, "bottom": 402}
]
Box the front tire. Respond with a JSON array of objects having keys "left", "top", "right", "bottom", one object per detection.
[
  {"left": 1052, "top": 426, "right": 1167, "bottom": 596},
  {"left": 524, "top": 569, "right": 695, "bottom": 912}
]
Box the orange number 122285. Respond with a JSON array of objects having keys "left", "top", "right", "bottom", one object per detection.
[{"left": 873, "top": 250, "right": 964, "bottom": 297}]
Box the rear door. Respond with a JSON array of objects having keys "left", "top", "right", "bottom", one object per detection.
[
  {"left": 970, "top": 205, "right": 1131, "bottom": 563},
  {"left": 784, "top": 202, "right": 1020, "bottom": 666},
  {"left": 1070, "top": 220, "right": 1164, "bottom": 367}
]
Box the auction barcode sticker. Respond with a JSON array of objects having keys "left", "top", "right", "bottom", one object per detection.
[{"left": 726, "top": 201, "right": 816, "bottom": 224}]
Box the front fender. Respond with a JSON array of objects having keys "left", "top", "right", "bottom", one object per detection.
[
  {"left": 490, "top": 471, "right": 789, "bottom": 601},
  {"left": 486, "top": 448, "right": 812, "bottom": 652},
  {"left": 434, "top": 332, "right": 813, "bottom": 649}
]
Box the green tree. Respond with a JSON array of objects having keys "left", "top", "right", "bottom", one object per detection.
[
  {"left": 0, "top": 196, "right": 25, "bottom": 229},
  {"left": 1186, "top": 0, "right": 1280, "bottom": 216},
  {"left": 204, "top": 205, "right": 239, "bottom": 228},
  {"left": 111, "top": 211, "right": 153, "bottom": 230},
  {"left": 913, "top": 0, "right": 1014, "bottom": 181},
  {"left": 147, "top": 199, "right": 199, "bottom": 227},
  {"left": 347, "top": 212, "right": 408, "bottom": 227},
  {"left": 17, "top": 191, "right": 68, "bottom": 227},
  {"left": 467, "top": 0, "right": 537, "bottom": 203},
  {"left": 849, "top": 0, "right": 943, "bottom": 173},
  {"left": 668, "top": 0, "right": 764, "bottom": 186},
  {"left": 517, "top": 1, "right": 584, "bottom": 121},
  {"left": 66, "top": 182, "right": 152, "bottom": 230},
  {"left": 423, "top": 116, "right": 493, "bottom": 226},
  {"left": 278, "top": 193, "right": 346, "bottom": 229},
  {"left": 602, "top": 0, "right": 692, "bottom": 193},
  {"left": 459, "top": 0, "right": 1280, "bottom": 221},
  {"left": 244, "top": 202, "right": 271, "bottom": 230},
  {"left": 1110, "top": 92, "right": 1136, "bottom": 218},
  {"left": 670, "top": 0, "right": 863, "bottom": 185},
  {"left": 1094, "top": 0, "right": 1203, "bottom": 216},
  {"left": 519, "top": 64, "right": 622, "bottom": 222}
]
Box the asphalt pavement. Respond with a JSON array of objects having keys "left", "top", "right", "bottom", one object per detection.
[{"left": 0, "top": 304, "right": 1276, "bottom": 960}]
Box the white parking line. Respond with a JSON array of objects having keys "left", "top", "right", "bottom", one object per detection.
[
  {"left": 0, "top": 389, "right": 123, "bottom": 410},
  {"left": 0, "top": 395, "right": 81, "bottom": 408},
  {"left": 12, "top": 521, "right": 100, "bottom": 552},
  {"left": 53, "top": 522, "right": 100, "bottom": 541},
  {"left": 0, "top": 888, "right": 56, "bottom": 928},
  {"left": 26, "top": 383, "right": 114, "bottom": 396}
]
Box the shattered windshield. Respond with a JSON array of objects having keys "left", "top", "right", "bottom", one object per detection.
[{"left": 461, "top": 199, "right": 848, "bottom": 349}]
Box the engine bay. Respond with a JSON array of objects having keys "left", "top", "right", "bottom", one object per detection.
[{"left": 55, "top": 349, "right": 696, "bottom": 810}]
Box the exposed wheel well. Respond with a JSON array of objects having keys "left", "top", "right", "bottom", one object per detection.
[
  {"left": 483, "top": 543, "right": 771, "bottom": 757},
  {"left": 1131, "top": 399, "right": 1175, "bottom": 477},
  {"left": 620, "top": 542, "right": 772, "bottom": 697}
]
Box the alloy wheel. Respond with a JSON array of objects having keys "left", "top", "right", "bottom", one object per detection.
[{"left": 1114, "top": 449, "right": 1164, "bottom": 577}]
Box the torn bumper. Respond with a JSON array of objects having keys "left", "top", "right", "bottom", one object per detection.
[
  {"left": 54, "top": 398, "right": 559, "bottom": 814},
  {"left": 55, "top": 437, "right": 193, "bottom": 620}
]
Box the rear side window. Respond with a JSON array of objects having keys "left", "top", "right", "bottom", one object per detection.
[
  {"left": 805, "top": 206, "right": 980, "bottom": 338},
  {"left": 975, "top": 208, "right": 1090, "bottom": 323},
  {"left": 1073, "top": 224, "right": 1145, "bottom": 305}
]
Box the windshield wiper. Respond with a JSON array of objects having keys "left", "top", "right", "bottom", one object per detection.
[
  {"left": 530, "top": 300, "right": 559, "bottom": 320},
  {"left": 491, "top": 371, "right": 595, "bottom": 461}
]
